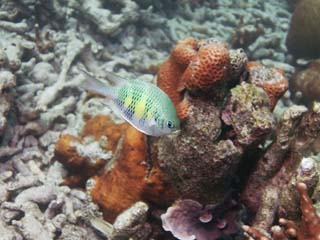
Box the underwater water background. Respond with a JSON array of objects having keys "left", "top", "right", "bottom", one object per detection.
[{"left": 0, "top": 0, "right": 320, "bottom": 239}]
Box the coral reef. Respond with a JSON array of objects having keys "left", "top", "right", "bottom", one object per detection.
[
  {"left": 241, "top": 102, "right": 320, "bottom": 231},
  {"left": 0, "top": 0, "right": 303, "bottom": 239},
  {"left": 286, "top": 0, "right": 320, "bottom": 58},
  {"left": 55, "top": 114, "right": 176, "bottom": 222},
  {"left": 90, "top": 201, "right": 152, "bottom": 240},
  {"left": 243, "top": 182, "right": 320, "bottom": 240},
  {"left": 157, "top": 37, "right": 247, "bottom": 119},
  {"left": 222, "top": 82, "right": 275, "bottom": 146}
]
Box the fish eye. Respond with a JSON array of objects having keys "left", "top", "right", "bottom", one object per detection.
[{"left": 167, "top": 120, "right": 175, "bottom": 129}]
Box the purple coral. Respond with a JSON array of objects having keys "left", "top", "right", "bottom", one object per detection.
[{"left": 161, "top": 199, "right": 240, "bottom": 240}]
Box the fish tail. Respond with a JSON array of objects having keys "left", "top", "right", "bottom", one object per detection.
[{"left": 79, "top": 68, "right": 115, "bottom": 98}]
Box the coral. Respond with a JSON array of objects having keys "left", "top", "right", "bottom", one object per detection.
[
  {"left": 180, "top": 42, "right": 229, "bottom": 92},
  {"left": 55, "top": 134, "right": 111, "bottom": 187},
  {"left": 90, "top": 201, "right": 151, "bottom": 240},
  {"left": 155, "top": 96, "right": 243, "bottom": 203},
  {"left": 241, "top": 102, "right": 320, "bottom": 231},
  {"left": 243, "top": 182, "right": 320, "bottom": 240},
  {"left": 36, "top": 36, "right": 87, "bottom": 110},
  {"left": 161, "top": 199, "right": 240, "bottom": 240},
  {"left": 56, "top": 114, "right": 175, "bottom": 222},
  {"left": 286, "top": 0, "right": 320, "bottom": 58},
  {"left": 69, "top": 0, "right": 139, "bottom": 37},
  {"left": 90, "top": 124, "right": 176, "bottom": 222},
  {"left": 157, "top": 37, "right": 247, "bottom": 119},
  {"left": 246, "top": 61, "right": 289, "bottom": 109},
  {"left": 222, "top": 82, "right": 276, "bottom": 146},
  {"left": 55, "top": 115, "right": 126, "bottom": 186},
  {"left": 157, "top": 37, "right": 197, "bottom": 118},
  {"left": 291, "top": 59, "right": 320, "bottom": 102},
  {"left": 228, "top": 48, "right": 248, "bottom": 82}
]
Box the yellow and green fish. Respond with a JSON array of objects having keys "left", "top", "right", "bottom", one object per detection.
[{"left": 80, "top": 69, "right": 180, "bottom": 136}]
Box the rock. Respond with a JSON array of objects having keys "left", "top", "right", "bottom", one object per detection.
[{"left": 286, "top": 0, "right": 320, "bottom": 58}]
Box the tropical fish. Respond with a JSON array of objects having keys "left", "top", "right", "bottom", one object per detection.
[{"left": 79, "top": 68, "right": 180, "bottom": 136}]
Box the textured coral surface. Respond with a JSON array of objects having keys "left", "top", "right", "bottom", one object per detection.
[
  {"left": 90, "top": 125, "right": 176, "bottom": 222},
  {"left": 243, "top": 182, "right": 320, "bottom": 240},
  {"left": 180, "top": 42, "right": 229, "bottom": 91}
]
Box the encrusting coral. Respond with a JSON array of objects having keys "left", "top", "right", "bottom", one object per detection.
[
  {"left": 55, "top": 114, "right": 176, "bottom": 222},
  {"left": 179, "top": 41, "right": 229, "bottom": 92},
  {"left": 246, "top": 61, "right": 289, "bottom": 109},
  {"left": 241, "top": 102, "right": 320, "bottom": 232},
  {"left": 243, "top": 182, "right": 320, "bottom": 240}
]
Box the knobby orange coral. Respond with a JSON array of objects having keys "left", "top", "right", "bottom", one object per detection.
[
  {"left": 157, "top": 37, "right": 232, "bottom": 119},
  {"left": 242, "top": 182, "right": 320, "bottom": 240},
  {"left": 180, "top": 42, "right": 229, "bottom": 92},
  {"left": 157, "top": 37, "right": 197, "bottom": 119}
]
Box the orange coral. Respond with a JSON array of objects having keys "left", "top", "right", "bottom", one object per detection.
[
  {"left": 81, "top": 114, "right": 128, "bottom": 152},
  {"left": 243, "top": 182, "right": 320, "bottom": 240},
  {"left": 246, "top": 61, "right": 288, "bottom": 109},
  {"left": 55, "top": 134, "right": 106, "bottom": 187},
  {"left": 157, "top": 37, "right": 231, "bottom": 119},
  {"left": 55, "top": 114, "right": 176, "bottom": 222},
  {"left": 55, "top": 115, "right": 129, "bottom": 186},
  {"left": 90, "top": 126, "right": 177, "bottom": 222},
  {"left": 180, "top": 42, "right": 230, "bottom": 92},
  {"left": 157, "top": 37, "right": 197, "bottom": 119}
]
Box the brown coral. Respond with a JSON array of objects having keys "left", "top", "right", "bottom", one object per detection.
[
  {"left": 243, "top": 182, "right": 320, "bottom": 240},
  {"left": 246, "top": 61, "right": 288, "bottom": 109},
  {"left": 286, "top": 0, "right": 320, "bottom": 58},
  {"left": 241, "top": 103, "right": 320, "bottom": 232},
  {"left": 291, "top": 59, "right": 320, "bottom": 102}
]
